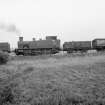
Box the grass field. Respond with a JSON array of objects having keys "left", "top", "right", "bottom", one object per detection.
[{"left": 1, "top": 53, "right": 105, "bottom": 105}]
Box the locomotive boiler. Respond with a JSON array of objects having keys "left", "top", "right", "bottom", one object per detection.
[{"left": 15, "top": 36, "right": 60, "bottom": 55}]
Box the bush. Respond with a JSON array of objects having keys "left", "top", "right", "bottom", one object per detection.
[{"left": 0, "top": 51, "right": 9, "bottom": 64}]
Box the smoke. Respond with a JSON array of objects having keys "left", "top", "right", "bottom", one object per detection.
[{"left": 0, "top": 22, "right": 21, "bottom": 36}]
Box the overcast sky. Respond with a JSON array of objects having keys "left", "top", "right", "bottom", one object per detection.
[{"left": 0, "top": 0, "right": 105, "bottom": 48}]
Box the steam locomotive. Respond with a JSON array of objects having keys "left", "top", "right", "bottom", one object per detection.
[
  {"left": 1, "top": 36, "right": 105, "bottom": 55},
  {"left": 15, "top": 36, "right": 60, "bottom": 55}
]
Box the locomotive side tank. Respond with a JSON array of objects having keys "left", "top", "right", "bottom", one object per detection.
[
  {"left": 15, "top": 36, "right": 60, "bottom": 55},
  {"left": 0, "top": 42, "right": 10, "bottom": 52},
  {"left": 92, "top": 39, "right": 105, "bottom": 51},
  {"left": 63, "top": 41, "right": 91, "bottom": 53}
]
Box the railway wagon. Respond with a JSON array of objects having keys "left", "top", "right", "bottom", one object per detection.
[
  {"left": 63, "top": 41, "right": 91, "bottom": 53},
  {"left": 0, "top": 42, "right": 10, "bottom": 52},
  {"left": 15, "top": 36, "right": 60, "bottom": 55},
  {"left": 92, "top": 39, "right": 105, "bottom": 51}
]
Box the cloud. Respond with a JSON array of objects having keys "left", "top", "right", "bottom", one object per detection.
[{"left": 0, "top": 22, "right": 21, "bottom": 36}]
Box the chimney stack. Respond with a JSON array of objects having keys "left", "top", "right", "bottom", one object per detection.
[
  {"left": 19, "top": 37, "right": 23, "bottom": 42},
  {"left": 33, "top": 38, "right": 36, "bottom": 41}
]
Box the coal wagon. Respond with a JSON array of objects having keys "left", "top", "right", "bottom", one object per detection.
[
  {"left": 63, "top": 41, "right": 91, "bottom": 53},
  {"left": 0, "top": 42, "right": 10, "bottom": 52},
  {"left": 15, "top": 36, "right": 60, "bottom": 55},
  {"left": 92, "top": 39, "right": 105, "bottom": 51}
]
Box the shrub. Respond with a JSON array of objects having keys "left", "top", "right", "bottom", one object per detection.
[{"left": 0, "top": 51, "right": 9, "bottom": 64}]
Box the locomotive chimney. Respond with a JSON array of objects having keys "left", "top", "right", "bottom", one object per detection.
[
  {"left": 19, "top": 37, "right": 23, "bottom": 42},
  {"left": 33, "top": 38, "right": 36, "bottom": 41}
]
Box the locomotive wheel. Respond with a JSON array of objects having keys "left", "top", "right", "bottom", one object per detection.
[
  {"left": 23, "top": 45, "right": 29, "bottom": 49},
  {"left": 23, "top": 45, "right": 30, "bottom": 55}
]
